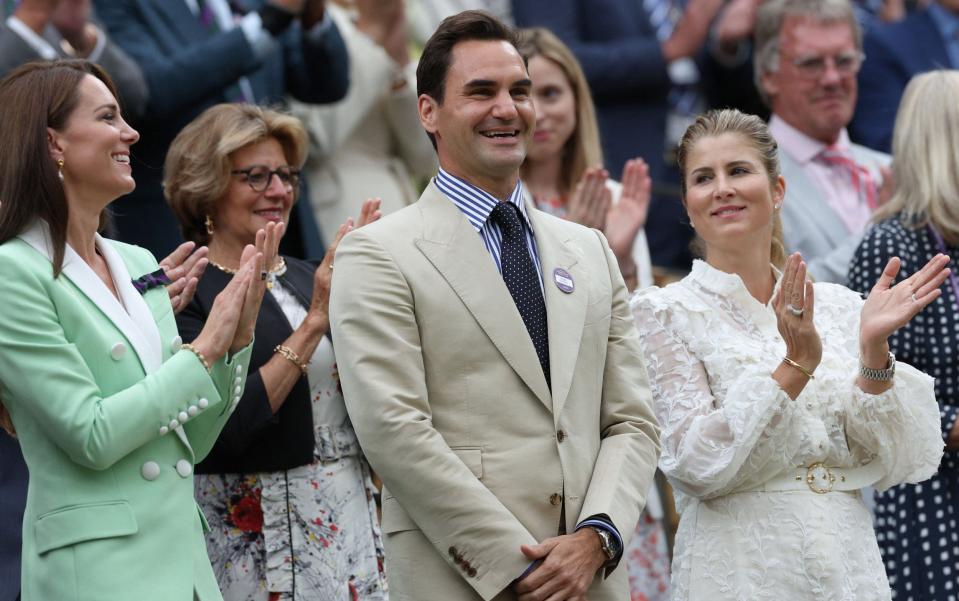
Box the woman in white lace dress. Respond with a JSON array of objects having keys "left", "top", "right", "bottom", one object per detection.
[{"left": 630, "top": 109, "right": 949, "bottom": 600}]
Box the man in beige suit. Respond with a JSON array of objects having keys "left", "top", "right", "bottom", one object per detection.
[{"left": 329, "top": 11, "right": 660, "bottom": 601}]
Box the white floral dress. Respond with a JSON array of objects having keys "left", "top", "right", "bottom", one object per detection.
[
  {"left": 195, "top": 280, "right": 388, "bottom": 601},
  {"left": 630, "top": 260, "right": 943, "bottom": 601}
]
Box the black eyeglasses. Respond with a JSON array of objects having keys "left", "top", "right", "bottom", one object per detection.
[{"left": 231, "top": 165, "right": 300, "bottom": 193}]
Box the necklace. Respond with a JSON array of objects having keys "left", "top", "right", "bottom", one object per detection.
[{"left": 210, "top": 256, "right": 287, "bottom": 290}]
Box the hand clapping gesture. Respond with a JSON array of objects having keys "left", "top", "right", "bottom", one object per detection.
[
  {"left": 160, "top": 241, "right": 209, "bottom": 314},
  {"left": 231, "top": 221, "right": 285, "bottom": 353},
  {"left": 566, "top": 166, "right": 611, "bottom": 231},
  {"left": 309, "top": 198, "right": 382, "bottom": 332},
  {"left": 604, "top": 157, "right": 651, "bottom": 264},
  {"left": 773, "top": 253, "right": 823, "bottom": 379},
  {"left": 859, "top": 254, "right": 951, "bottom": 362}
]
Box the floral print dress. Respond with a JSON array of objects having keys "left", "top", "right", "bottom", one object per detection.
[{"left": 195, "top": 280, "right": 388, "bottom": 601}]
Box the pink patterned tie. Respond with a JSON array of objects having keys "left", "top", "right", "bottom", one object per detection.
[{"left": 816, "top": 144, "right": 878, "bottom": 210}]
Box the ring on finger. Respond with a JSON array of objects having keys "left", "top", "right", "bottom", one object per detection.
[
  {"left": 786, "top": 303, "right": 804, "bottom": 317},
  {"left": 911, "top": 292, "right": 918, "bottom": 302},
  {"left": 260, "top": 270, "right": 268, "bottom": 281}
]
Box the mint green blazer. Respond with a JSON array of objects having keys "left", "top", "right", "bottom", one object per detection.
[{"left": 0, "top": 222, "right": 252, "bottom": 601}]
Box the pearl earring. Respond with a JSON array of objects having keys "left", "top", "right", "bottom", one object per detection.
[
  {"left": 57, "top": 159, "right": 64, "bottom": 182},
  {"left": 205, "top": 215, "right": 215, "bottom": 235}
]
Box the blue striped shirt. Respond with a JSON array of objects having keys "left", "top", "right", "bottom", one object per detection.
[{"left": 434, "top": 168, "right": 545, "bottom": 294}]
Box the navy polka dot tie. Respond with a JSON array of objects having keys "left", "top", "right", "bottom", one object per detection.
[{"left": 490, "top": 202, "right": 550, "bottom": 388}]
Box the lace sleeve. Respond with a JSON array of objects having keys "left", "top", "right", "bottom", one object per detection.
[
  {"left": 631, "top": 290, "right": 804, "bottom": 499},
  {"left": 827, "top": 286, "right": 945, "bottom": 490}
]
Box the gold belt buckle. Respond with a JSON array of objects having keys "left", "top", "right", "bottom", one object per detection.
[{"left": 805, "top": 462, "right": 835, "bottom": 494}]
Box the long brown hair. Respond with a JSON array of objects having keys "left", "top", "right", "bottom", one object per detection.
[
  {"left": 0, "top": 59, "right": 118, "bottom": 276},
  {"left": 677, "top": 109, "right": 787, "bottom": 269},
  {"left": 517, "top": 27, "right": 603, "bottom": 193}
]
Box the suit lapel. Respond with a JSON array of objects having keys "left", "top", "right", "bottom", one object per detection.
[
  {"left": 526, "top": 204, "right": 586, "bottom": 418},
  {"left": 413, "top": 186, "right": 552, "bottom": 411},
  {"left": 780, "top": 151, "right": 851, "bottom": 246}
]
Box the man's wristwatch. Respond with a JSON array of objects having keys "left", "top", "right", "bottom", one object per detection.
[{"left": 589, "top": 526, "right": 618, "bottom": 562}]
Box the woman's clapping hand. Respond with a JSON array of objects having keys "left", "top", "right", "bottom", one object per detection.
[
  {"left": 859, "top": 254, "right": 951, "bottom": 356},
  {"left": 566, "top": 167, "right": 611, "bottom": 230},
  {"left": 309, "top": 199, "right": 382, "bottom": 331},
  {"left": 190, "top": 244, "right": 260, "bottom": 364},
  {"left": 773, "top": 253, "right": 822, "bottom": 373}
]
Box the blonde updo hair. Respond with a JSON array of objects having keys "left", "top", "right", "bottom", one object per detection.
[
  {"left": 164, "top": 103, "right": 308, "bottom": 245},
  {"left": 676, "top": 109, "right": 787, "bottom": 269},
  {"left": 874, "top": 70, "right": 959, "bottom": 244}
]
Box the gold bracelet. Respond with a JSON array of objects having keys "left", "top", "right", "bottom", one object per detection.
[
  {"left": 181, "top": 343, "right": 212, "bottom": 373},
  {"left": 274, "top": 344, "right": 308, "bottom": 375},
  {"left": 782, "top": 356, "right": 815, "bottom": 379}
]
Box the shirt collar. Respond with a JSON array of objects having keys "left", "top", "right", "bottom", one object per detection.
[
  {"left": 686, "top": 259, "right": 784, "bottom": 310},
  {"left": 769, "top": 114, "right": 852, "bottom": 165},
  {"left": 928, "top": 2, "right": 959, "bottom": 42},
  {"left": 434, "top": 167, "right": 528, "bottom": 232}
]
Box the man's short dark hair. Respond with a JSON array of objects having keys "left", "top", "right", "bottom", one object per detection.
[
  {"left": 416, "top": 11, "right": 524, "bottom": 148},
  {"left": 417, "top": 10, "right": 522, "bottom": 104}
]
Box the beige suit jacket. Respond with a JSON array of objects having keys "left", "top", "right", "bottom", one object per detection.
[{"left": 330, "top": 182, "right": 660, "bottom": 601}]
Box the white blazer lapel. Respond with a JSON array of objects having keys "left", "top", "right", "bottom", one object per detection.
[
  {"left": 18, "top": 222, "right": 163, "bottom": 375},
  {"left": 95, "top": 235, "right": 164, "bottom": 374}
]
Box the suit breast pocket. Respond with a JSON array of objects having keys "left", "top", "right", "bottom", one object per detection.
[{"left": 34, "top": 500, "right": 138, "bottom": 555}]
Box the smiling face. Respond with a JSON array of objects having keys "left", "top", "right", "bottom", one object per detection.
[
  {"left": 214, "top": 137, "right": 295, "bottom": 249},
  {"left": 683, "top": 133, "right": 785, "bottom": 256},
  {"left": 49, "top": 74, "right": 139, "bottom": 205},
  {"left": 419, "top": 39, "right": 534, "bottom": 194},
  {"left": 761, "top": 16, "right": 858, "bottom": 144},
  {"left": 526, "top": 54, "right": 577, "bottom": 164}
]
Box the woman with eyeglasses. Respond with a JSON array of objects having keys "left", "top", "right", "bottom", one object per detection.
[{"left": 165, "top": 103, "right": 387, "bottom": 601}]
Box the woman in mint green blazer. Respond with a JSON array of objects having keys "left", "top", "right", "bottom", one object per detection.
[{"left": 0, "top": 60, "right": 278, "bottom": 601}]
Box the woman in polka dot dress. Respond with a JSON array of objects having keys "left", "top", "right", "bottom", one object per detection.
[{"left": 848, "top": 71, "right": 959, "bottom": 600}]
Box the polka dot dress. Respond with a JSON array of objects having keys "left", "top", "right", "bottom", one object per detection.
[{"left": 848, "top": 215, "right": 959, "bottom": 601}]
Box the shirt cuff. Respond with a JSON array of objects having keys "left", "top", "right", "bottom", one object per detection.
[
  {"left": 575, "top": 516, "right": 624, "bottom": 564},
  {"left": 240, "top": 11, "right": 276, "bottom": 61}
]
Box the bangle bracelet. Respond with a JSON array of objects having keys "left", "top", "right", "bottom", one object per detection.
[
  {"left": 782, "top": 356, "right": 815, "bottom": 379},
  {"left": 274, "top": 344, "right": 308, "bottom": 375},
  {"left": 181, "top": 343, "right": 212, "bottom": 373}
]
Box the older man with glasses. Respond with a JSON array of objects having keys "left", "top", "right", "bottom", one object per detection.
[{"left": 754, "top": 0, "right": 891, "bottom": 284}]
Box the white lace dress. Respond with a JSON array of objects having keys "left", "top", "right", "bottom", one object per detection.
[{"left": 630, "top": 260, "right": 943, "bottom": 601}]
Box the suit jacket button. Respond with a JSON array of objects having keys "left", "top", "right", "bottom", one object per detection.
[
  {"left": 556, "top": 430, "right": 566, "bottom": 443},
  {"left": 177, "top": 411, "right": 189, "bottom": 423},
  {"left": 141, "top": 461, "right": 160, "bottom": 481},
  {"left": 176, "top": 459, "right": 193, "bottom": 478},
  {"left": 169, "top": 419, "right": 180, "bottom": 430},
  {"left": 448, "top": 546, "right": 457, "bottom": 557},
  {"left": 198, "top": 398, "right": 209, "bottom": 409},
  {"left": 159, "top": 426, "right": 169, "bottom": 436},
  {"left": 110, "top": 342, "right": 126, "bottom": 360},
  {"left": 467, "top": 567, "right": 477, "bottom": 577},
  {"left": 549, "top": 493, "right": 562, "bottom": 506}
]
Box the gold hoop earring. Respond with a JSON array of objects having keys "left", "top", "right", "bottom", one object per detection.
[
  {"left": 204, "top": 215, "right": 215, "bottom": 235},
  {"left": 57, "top": 159, "right": 65, "bottom": 182}
]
